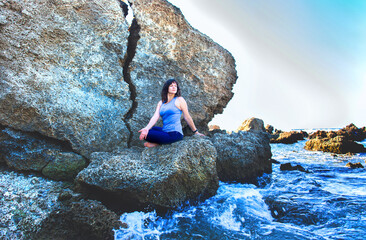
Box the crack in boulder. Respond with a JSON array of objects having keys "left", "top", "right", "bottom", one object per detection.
[{"left": 118, "top": 1, "right": 140, "bottom": 147}]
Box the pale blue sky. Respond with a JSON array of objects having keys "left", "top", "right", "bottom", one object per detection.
[{"left": 168, "top": 0, "right": 366, "bottom": 131}]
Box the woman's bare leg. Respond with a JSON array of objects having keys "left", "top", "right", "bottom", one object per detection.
[{"left": 144, "top": 142, "right": 159, "bottom": 148}]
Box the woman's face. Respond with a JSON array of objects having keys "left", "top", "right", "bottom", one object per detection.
[{"left": 168, "top": 82, "right": 177, "bottom": 94}]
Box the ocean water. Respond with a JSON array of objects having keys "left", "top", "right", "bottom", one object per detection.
[{"left": 114, "top": 139, "right": 366, "bottom": 240}]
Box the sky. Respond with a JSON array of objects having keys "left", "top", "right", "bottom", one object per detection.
[{"left": 167, "top": 0, "right": 366, "bottom": 131}]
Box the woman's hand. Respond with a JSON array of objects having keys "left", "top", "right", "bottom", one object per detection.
[
  {"left": 195, "top": 131, "right": 205, "bottom": 137},
  {"left": 138, "top": 128, "right": 149, "bottom": 140}
]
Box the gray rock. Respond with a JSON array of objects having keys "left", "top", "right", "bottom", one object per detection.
[
  {"left": 76, "top": 137, "right": 219, "bottom": 209},
  {"left": 237, "top": 117, "right": 266, "bottom": 132},
  {"left": 210, "top": 131, "right": 272, "bottom": 184},
  {"left": 0, "top": 0, "right": 131, "bottom": 157},
  {"left": 26, "top": 199, "right": 124, "bottom": 240},
  {"left": 114, "top": 0, "right": 237, "bottom": 145},
  {"left": 0, "top": 127, "right": 87, "bottom": 181},
  {"left": 41, "top": 152, "right": 87, "bottom": 181},
  {"left": 0, "top": 0, "right": 237, "bottom": 156}
]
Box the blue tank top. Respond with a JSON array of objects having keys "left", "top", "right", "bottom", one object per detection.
[{"left": 160, "top": 97, "right": 183, "bottom": 135}]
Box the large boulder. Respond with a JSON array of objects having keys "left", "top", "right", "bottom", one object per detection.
[
  {"left": 0, "top": 0, "right": 131, "bottom": 157},
  {"left": 127, "top": 0, "right": 237, "bottom": 144},
  {"left": 0, "top": 0, "right": 237, "bottom": 156},
  {"left": 210, "top": 131, "right": 272, "bottom": 184},
  {"left": 76, "top": 137, "right": 219, "bottom": 209},
  {"left": 0, "top": 127, "right": 87, "bottom": 181},
  {"left": 237, "top": 117, "right": 265, "bottom": 132},
  {"left": 305, "top": 136, "right": 366, "bottom": 154}
]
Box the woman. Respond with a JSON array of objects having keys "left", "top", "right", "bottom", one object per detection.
[{"left": 138, "top": 79, "right": 204, "bottom": 147}]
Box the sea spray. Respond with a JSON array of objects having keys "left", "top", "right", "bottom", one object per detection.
[{"left": 114, "top": 183, "right": 274, "bottom": 239}]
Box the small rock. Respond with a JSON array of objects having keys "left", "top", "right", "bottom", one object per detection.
[
  {"left": 346, "top": 162, "right": 364, "bottom": 169},
  {"left": 280, "top": 163, "right": 309, "bottom": 173},
  {"left": 271, "top": 159, "right": 280, "bottom": 164},
  {"left": 237, "top": 117, "right": 265, "bottom": 132},
  {"left": 270, "top": 131, "right": 305, "bottom": 144}
]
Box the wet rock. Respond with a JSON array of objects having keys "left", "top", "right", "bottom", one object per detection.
[
  {"left": 309, "top": 124, "right": 366, "bottom": 142},
  {"left": 237, "top": 117, "right": 265, "bottom": 132},
  {"left": 210, "top": 131, "right": 272, "bottom": 184},
  {"left": 271, "top": 131, "right": 306, "bottom": 144},
  {"left": 280, "top": 163, "right": 309, "bottom": 173},
  {"left": 27, "top": 199, "right": 123, "bottom": 240},
  {"left": 76, "top": 137, "right": 219, "bottom": 210},
  {"left": 0, "top": 128, "right": 87, "bottom": 181},
  {"left": 1, "top": 0, "right": 236, "bottom": 153},
  {"left": 336, "top": 123, "right": 366, "bottom": 142},
  {"left": 308, "top": 130, "right": 330, "bottom": 139},
  {"left": 346, "top": 162, "right": 364, "bottom": 169},
  {"left": 265, "top": 196, "right": 328, "bottom": 226},
  {"left": 0, "top": 165, "right": 121, "bottom": 239},
  {"left": 271, "top": 159, "right": 281, "bottom": 164},
  {"left": 0, "top": 167, "right": 69, "bottom": 239},
  {"left": 305, "top": 136, "right": 366, "bottom": 154}
]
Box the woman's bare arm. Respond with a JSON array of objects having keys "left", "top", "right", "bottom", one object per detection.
[
  {"left": 177, "top": 97, "right": 204, "bottom": 135},
  {"left": 138, "top": 101, "right": 162, "bottom": 140}
]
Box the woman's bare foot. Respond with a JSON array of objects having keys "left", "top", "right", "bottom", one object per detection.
[{"left": 144, "top": 142, "right": 159, "bottom": 148}]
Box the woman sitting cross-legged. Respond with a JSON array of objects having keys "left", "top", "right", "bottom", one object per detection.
[{"left": 138, "top": 79, "right": 204, "bottom": 147}]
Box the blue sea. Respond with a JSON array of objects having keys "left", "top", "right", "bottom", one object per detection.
[{"left": 114, "top": 138, "right": 366, "bottom": 240}]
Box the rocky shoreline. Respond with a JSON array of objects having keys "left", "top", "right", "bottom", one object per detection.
[
  {"left": 0, "top": 118, "right": 273, "bottom": 239},
  {"left": 1, "top": 118, "right": 365, "bottom": 238}
]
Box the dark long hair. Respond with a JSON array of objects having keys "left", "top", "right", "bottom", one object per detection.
[{"left": 161, "top": 79, "right": 181, "bottom": 103}]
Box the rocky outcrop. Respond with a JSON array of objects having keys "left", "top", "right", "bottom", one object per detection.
[
  {"left": 271, "top": 131, "right": 307, "bottom": 144},
  {"left": 305, "top": 136, "right": 366, "bottom": 154},
  {"left": 210, "top": 131, "right": 272, "bottom": 184},
  {"left": 309, "top": 124, "right": 366, "bottom": 142},
  {"left": 265, "top": 124, "right": 274, "bottom": 134},
  {"left": 0, "top": 127, "right": 87, "bottom": 181},
  {"left": 237, "top": 117, "right": 265, "bottom": 132},
  {"left": 0, "top": 0, "right": 237, "bottom": 157},
  {"left": 76, "top": 137, "right": 219, "bottom": 209},
  {"left": 305, "top": 124, "right": 366, "bottom": 154},
  {"left": 27, "top": 198, "right": 124, "bottom": 240},
  {"left": 346, "top": 162, "right": 364, "bottom": 169},
  {"left": 0, "top": 167, "right": 121, "bottom": 239}
]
